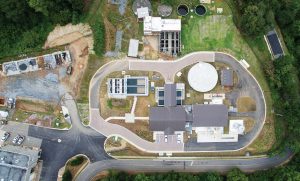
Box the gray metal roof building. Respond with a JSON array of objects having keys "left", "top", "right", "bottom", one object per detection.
[
  {"left": 149, "top": 104, "right": 229, "bottom": 134},
  {"left": 149, "top": 106, "right": 187, "bottom": 134},
  {"left": 221, "top": 69, "right": 233, "bottom": 87},
  {"left": 164, "top": 83, "right": 177, "bottom": 107},
  {"left": 0, "top": 145, "right": 40, "bottom": 181},
  {"left": 192, "top": 104, "right": 228, "bottom": 127},
  {"left": 265, "top": 30, "right": 284, "bottom": 59}
]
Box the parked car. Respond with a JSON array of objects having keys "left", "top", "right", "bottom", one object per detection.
[
  {"left": 17, "top": 135, "right": 25, "bottom": 145},
  {"left": 1, "top": 120, "right": 8, "bottom": 125},
  {"left": 7, "top": 98, "right": 15, "bottom": 109},
  {"left": 66, "top": 65, "right": 73, "bottom": 75},
  {"left": 12, "top": 135, "right": 20, "bottom": 144},
  {"left": 164, "top": 135, "right": 168, "bottom": 143},
  {"left": 1, "top": 132, "right": 10, "bottom": 142}
]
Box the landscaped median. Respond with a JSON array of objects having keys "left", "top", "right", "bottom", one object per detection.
[
  {"left": 104, "top": 136, "right": 158, "bottom": 159},
  {"left": 58, "top": 154, "right": 90, "bottom": 181}
]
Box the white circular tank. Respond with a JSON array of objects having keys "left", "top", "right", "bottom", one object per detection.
[{"left": 188, "top": 62, "right": 218, "bottom": 92}]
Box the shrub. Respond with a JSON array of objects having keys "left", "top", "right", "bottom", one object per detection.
[
  {"left": 69, "top": 156, "right": 84, "bottom": 166},
  {"left": 62, "top": 169, "right": 72, "bottom": 181}
]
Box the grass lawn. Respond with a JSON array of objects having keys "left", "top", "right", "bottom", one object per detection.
[
  {"left": 12, "top": 99, "right": 70, "bottom": 129},
  {"left": 78, "top": 55, "right": 109, "bottom": 103},
  {"left": 51, "top": 117, "right": 71, "bottom": 129},
  {"left": 109, "top": 142, "right": 158, "bottom": 157},
  {"left": 77, "top": 103, "right": 90, "bottom": 125},
  {"left": 109, "top": 120, "right": 153, "bottom": 142},
  {"left": 237, "top": 97, "right": 256, "bottom": 112}
]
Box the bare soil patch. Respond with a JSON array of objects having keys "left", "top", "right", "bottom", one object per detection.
[
  {"left": 134, "top": 95, "right": 156, "bottom": 117},
  {"left": 237, "top": 97, "right": 256, "bottom": 112}
]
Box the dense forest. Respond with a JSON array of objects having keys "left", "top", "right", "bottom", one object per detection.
[
  {"left": 0, "top": 0, "right": 84, "bottom": 59},
  {"left": 230, "top": 0, "right": 300, "bottom": 154}
]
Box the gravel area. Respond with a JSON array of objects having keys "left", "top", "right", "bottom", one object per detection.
[
  {"left": 115, "top": 30, "right": 123, "bottom": 52},
  {"left": 0, "top": 71, "right": 67, "bottom": 102},
  {"left": 158, "top": 5, "right": 172, "bottom": 17},
  {"left": 119, "top": 0, "right": 128, "bottom": 15}
]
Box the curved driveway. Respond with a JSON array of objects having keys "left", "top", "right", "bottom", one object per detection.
[{"left": 89, "top": 52, "right": 266, "bottom": 152}]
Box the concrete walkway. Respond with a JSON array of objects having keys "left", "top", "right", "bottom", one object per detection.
[{"left": 89, "top": 52, "right": 266, "bottom": 153}]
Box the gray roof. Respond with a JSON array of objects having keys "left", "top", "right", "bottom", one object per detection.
[
  {"left": 192, "top": 104, "right": 228, "bottom": 127},
  {"left": 128, "top": 39, "right": 139, "bottom": 57},
  {"left": 149, "top": 106, "right": 186, "bottom": 133},
  {"left": 164, "top": 83, "right": 177, "bottom": 107},
  {"left": 221, "top": 69, "right": 233, "bottom": 86}
]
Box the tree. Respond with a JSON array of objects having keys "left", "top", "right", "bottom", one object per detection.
[
  {"left": 227, "top": 168, "right": 248, "bottom": 181},
  {"left": 134, "top": 173, "right": 151, "bottom": 181},
  {"left": 203, "top": 172, "right": 223, "bottom": 181},
  {"left": 27, "top": 0, "right": 48, "bottom": 16},
  {"left": 240, "top": 4, "right": 267, "bottom": 36},
  {"left": 62, "top": 169, "right": 72, "bottom": 181}
]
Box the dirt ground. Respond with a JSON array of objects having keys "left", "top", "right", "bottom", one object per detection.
[
  {"left": 63, "top": 38, "right": 90, "bottom": 97},
  {"left": 237, "top": 97, "right": 256, "bottom": 112},
  {"left": 103, "top": 17, "right": 117, "bottom": 51},
  {"left": 0, "top": 23, "right": 93, "bottom": 102},
  {"left": 44, "top": 23, "right": 93, "bottom": 98},
  {"left": 12, "top": 99, "right": 70, "bottom": 129},
  {"left": 16, "top": 99, "right": 58, "bottom": 113},
  {"left": 44, "top": 23, "right": 93, "bottom": 50},
  {"left": 134, "top": 95, "right": 156, "bottom": 117},
  {"left": 109, "top": 120, "right": 153, "bottom": 142}
]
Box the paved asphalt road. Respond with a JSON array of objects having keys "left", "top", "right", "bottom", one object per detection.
[
  {"left": 76, "top": 150, "right": 293, "bottom": 181},
  {"left": 27, "top": 93, "right": 110, "bottom": 181}
]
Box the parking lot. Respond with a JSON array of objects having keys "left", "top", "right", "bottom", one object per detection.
[
  {"left": 155, "top": 134, "right": 183, "bottom": 145},
  {"left": 0, "top": 122, "right": 42, "bottom": 148}
]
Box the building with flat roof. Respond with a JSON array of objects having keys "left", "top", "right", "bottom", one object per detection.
[
  {"left": 155, "top": 83, "right": 185, "bottom": 106},
  {"left": 191, "top": 104, "right": 228, "bottom": 127},
  {"left": 265, "top": 30, "right": 284, "bottom": 59},
  {"left": 149, "top": 106, "right": 187, "bottom": 135},
  {"left": 149, "top": 82, "right": 245, "bottom": 143},
  {"left": 2, "top": 51, "right": 71, "bottom": 76},
  {"left": 221, "top": 69, "right": 233, "bottom": 87},
  {"left": 0, "top": 145, "right": 40, "bottom": 181},
  {"left": 128, "top": 39, "right": 139, "bottom": 57},
  {"left": 108, "top": 75, "right": 149, "bottom": 98},
  {"left": 144, "top": 16, "right": 181, "bottom": 35},
  {"left": 144, "top": 16, "right": 182, "bottom": 56}
]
